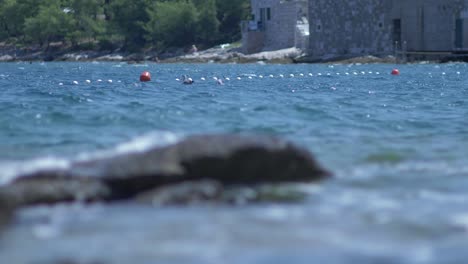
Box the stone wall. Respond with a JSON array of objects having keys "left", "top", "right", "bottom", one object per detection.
[
  {"left": 242, "top": 30, "right": 265, "bottom": 54},
  {"left": 308, "top": 0, "right": 394, "bottom": 58},
  {"left": 248, "top": 0, "right": 308, "bottom": 51},
  {"left": 308, "top": 0, "right": 468, "bottom": 58},
  {"left": 394, "top": 0, "right": 468, "bottom": 51}
]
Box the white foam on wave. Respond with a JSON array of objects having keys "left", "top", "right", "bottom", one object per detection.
[
  {"left": 75, "top": 131, "right": 182, "bottom": 162},
  {"left": 0, "top": 131, "right": 182, "bottom": 184},
  {"left": 0, "top": 157, "right": 71, "bottom": 185},
  {"left": 336, "top": 160, "right": 468, "bottom": 180},
  {"left": 452, "top": 213, "right": 468, "bottom": 230},
  {"left": 114, "top": 131, "right": 181, "bottom": 154}
]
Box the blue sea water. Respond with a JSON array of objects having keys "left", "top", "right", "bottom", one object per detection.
[{"left": 1, "top": 61, "right": 468, "bottom": 263}]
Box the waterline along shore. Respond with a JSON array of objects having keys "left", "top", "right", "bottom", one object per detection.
[{"left": 0, "top": 44, "right": 400, "bottom": 64}]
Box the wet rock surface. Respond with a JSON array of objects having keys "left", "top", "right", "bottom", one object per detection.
[{"left": 0, "top": 134, "right": 331, "bottom": 229}]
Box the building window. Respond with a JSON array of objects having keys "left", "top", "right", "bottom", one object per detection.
[
  {"left": 267, "top": 8, "right": 271, "bottom": 20},
  {"left": 378, "top": 22, "right": 383, "bottom": 28},
  {"left": 316, "top": 19, "right": 322, "bottom": 32}
]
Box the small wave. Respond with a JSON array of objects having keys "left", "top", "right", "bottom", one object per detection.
[
  {"left": 451, "top": 213, "right": 468, "bottom": 230},
  {"left": 75, "top": 131, "right": 181, "bottom": 161},
  {"left": 0, "top": 157, "right": 70, "bottom": 185},
  {"left": 0, "top": 131, "right": 182, "bottom": 184},
  {"left": 364, "top": 151, "right": 407, "bottom": 164},
  {"left": 335, "top": 160, "right": 468, "bottom": 182}
]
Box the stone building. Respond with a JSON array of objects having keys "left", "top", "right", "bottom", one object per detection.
[
  {"left": 241, "top": 0, "right": 309, "bottom": 54},
  {"left": 242, "top": 0, "right": 468, "bottom": 60},
  {"left": 308, "top": 0, "right": 468, "bottom": 60}
]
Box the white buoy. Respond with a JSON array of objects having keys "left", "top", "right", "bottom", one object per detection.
[
  {"left": 289, "top": 74, "right": 294, "bottom": 77},
  {"left": 345, "top": 72, "right": 350, "bottom": 75},
  {"left": 269, "top": 75, "right": 274, "bottom": 78},
  {"left": 299, "top": 73, "right": 304, "bottom": 77},
  {"left": 97, "top": 79, "right": 102, "bottom": 82},
  {"left": 225, "top": 77, "right": 230, "bottom": 81},
  {"left": 176, "top": 78, "right": 180, "bottom": 81},
  {"left": 457, "top": 71, "right": 461, "bottom": 75},
  {"left": 59, "top": 82, "right": 63, "bottom": 86},
  {"left": 259, "top": 75, "right": 264, "bottom": 78},
  {"left": 73, "top": 81, "right": 79, "bottom": 85},
  {"left": 85, "top": 80, "right": 91, "bottom": 84},
  {"left": 279, "top": 74, "right": 284, "bottom": 78},
  {"left": 317, "top": 73, "right": 322, "bottom": 76},
  {"left": 308, "top": 73, "right": 313, "bottom": 76},
  {"left": 237, "top": 77, "right": 242, "bottom": 80},
  {"left": 108, "top": 79, "right": 113, "bottom": 83},
  {"left": 201, "top": 77, "right": 206, "bottom": 81}
]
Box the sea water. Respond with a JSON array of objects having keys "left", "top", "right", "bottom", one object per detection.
[{"left": 0, "top": 62, "right": 468, "bottom": 263}]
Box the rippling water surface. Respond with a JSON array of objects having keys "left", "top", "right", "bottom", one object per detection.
[{"left": 1, "top": 62, "right": 468, "bottom": 263}]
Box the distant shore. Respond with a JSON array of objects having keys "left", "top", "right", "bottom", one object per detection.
[{"left": 0, "top": 44, "right": 399, "bottom": 64}]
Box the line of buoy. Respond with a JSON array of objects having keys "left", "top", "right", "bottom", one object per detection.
[
  {"left": 59, "top": 68, "right": 468, "bottom": 86},
  {"left": 170, "top": 71, "right": 390, "bottom": 82}
]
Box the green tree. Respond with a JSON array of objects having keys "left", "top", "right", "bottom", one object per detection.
[
  {"left": 193, "top": 0, "right": 219, "bottom": 45},
  {"left": 108, "top": 0, "right": 151, "bottom": 51},
  {"left": 216, "top": 0, "right": 250, "bottom": 43},
  {"left": 0, "top": 0, "right": 38, "bottom": 41},
  {"left": 145, "top": 0, "right": 198, "bottom": 48},
  {"left": 65, "top": 0, "right": 106, "bottom": 47},
  {"left": 23, "top": 0, "right": 73, "bottom": 48},
  {"left": 1, "top": 0, "right": 251, "bottom": 52}
]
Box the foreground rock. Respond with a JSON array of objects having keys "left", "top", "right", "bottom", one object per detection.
[
  {"left": 0, "top": 194, "right": 13, "bottom": 231},
  {"left": 0, "top": 134, "right": 331, "bottom": 217}
]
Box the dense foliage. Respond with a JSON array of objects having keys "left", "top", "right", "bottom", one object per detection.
[{"left": 0, "top": 0, "right": 250, "bottom": 51}]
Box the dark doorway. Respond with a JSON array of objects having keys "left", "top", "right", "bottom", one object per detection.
[
  {"left": 393, "top": 19, "right": 402, "bottom": 49},
  {"left": 455, "top": 18, "right": 463, "bottom": 49}
]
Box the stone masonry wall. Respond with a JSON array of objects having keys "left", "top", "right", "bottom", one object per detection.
[
  {"left": 251, "top": 0, "right": 301, "bottom": 51},
  {"left": 309, "top": 0, "right": 468, "bottom": 58},
  {"left": 394, "top": 0, "right": 467, "bottom": 51},
  {"left": 308, "top": 0, "right": 394, "bottom": 57}
]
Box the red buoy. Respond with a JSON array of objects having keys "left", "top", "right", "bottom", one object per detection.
[
  {"left": 140, "top": 71, "right": 151, "bottom": 82},
  {"left": 391, "top": 69, "right": 400, "bottom": 75}
]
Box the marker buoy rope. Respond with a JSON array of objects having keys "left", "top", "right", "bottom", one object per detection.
[
  {"left": 60, "top": 68, "right": 465, "bottom": 87},
  {"left": 140, "top": 71, "right": 151, "bottom": 82}
]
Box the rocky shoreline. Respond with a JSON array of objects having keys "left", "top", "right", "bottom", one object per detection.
[
  {"left": 0, "top": 134, "right": 331, "bottom": 230},
  {"left": 0, "top": 43, "right": 397, "bottom": 64}
]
